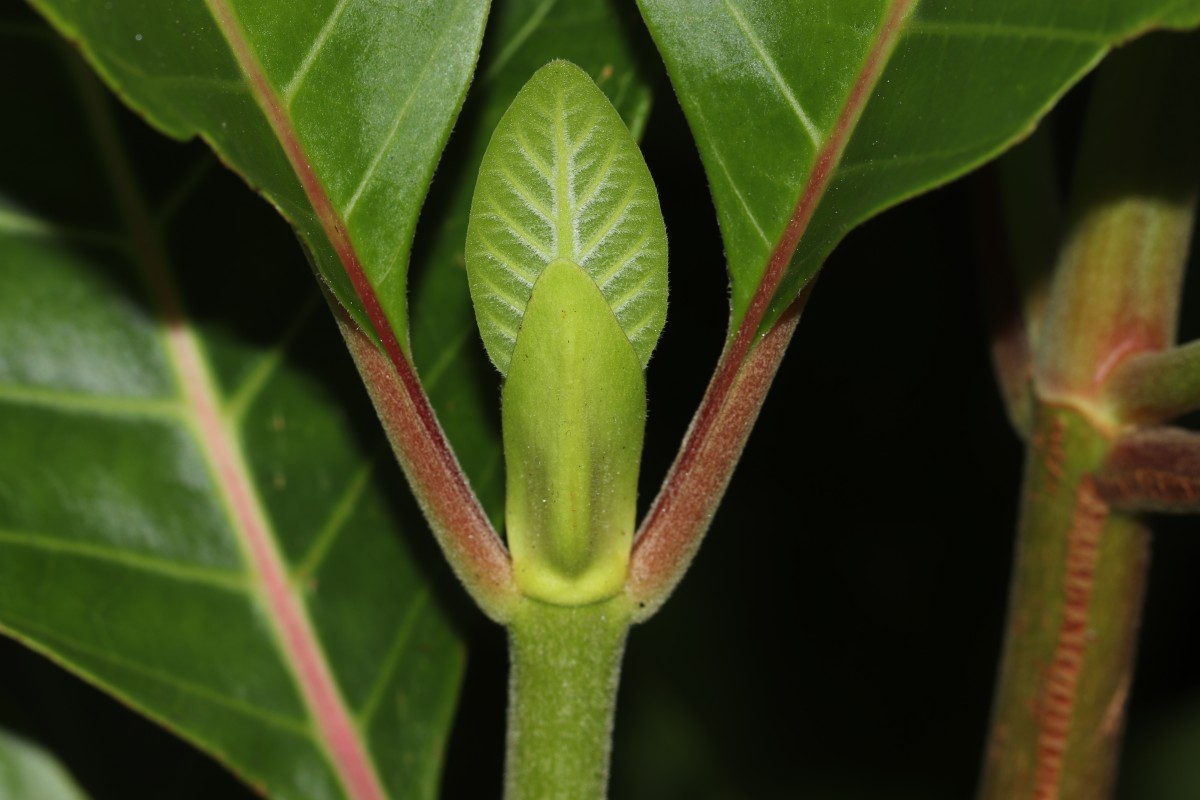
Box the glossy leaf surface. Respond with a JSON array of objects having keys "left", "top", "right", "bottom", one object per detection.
[
  {"left": 466, "top": 60, "right": 667, "bottom": 375},
  {"left": 0, "top": 24, "right": 460, "bottom": 800},
  {"left": 0, "top": 729, "right": 90, "bottom": 800},
  {"left": 409, "top": 0, "right": 655, "bottom": 525},
  {"left": 637, "top": 0, "right": 1200, "bottom": 332},
  {"left": 28, "top": 0, "right": 488, "bottom": 345}
]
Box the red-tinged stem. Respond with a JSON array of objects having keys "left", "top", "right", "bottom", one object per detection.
[
  {"left": 1094, "top": 426, "right": 1200, "bottom": 514},
  {"left": 333, "top": 301, "right": 518, "bottom": 618},
  {"left": 980, "top": 37, "right": 1199, "bottom": 800},
  {"left": 1101, "top": 341, "right": 1200, "bottom": 425},
  {"left": 978, "top": 405, "right": 1148, "bottom": 800},
  {"left": 627, "top": 292, "right": 804, "bottom": 616},
  {"left": 628, "top": 0, "right": 914, "bottom": 614},
  {"left": 204, "top": 1, "right": 514, "bottom": 615},
  {"left": 69, "top": 57, "right": 391, "bottom": 800},
  {"left": 1034, "top": 37, "right": 1198, "bottom": 411}
]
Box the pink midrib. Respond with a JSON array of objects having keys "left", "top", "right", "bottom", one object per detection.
[
  {"left": 205, "top": 0, "right": 510, "bottom": 605},
  {"left": 75, "top": 34, "right": 388, "bottom": 798},
  {"left": 201, "top": 2, "right": 395, "bottom": 798},
  {"left": 172, "top": 325, "right": 387, "bottom": 800}
]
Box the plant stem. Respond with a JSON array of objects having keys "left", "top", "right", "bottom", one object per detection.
[
  {"left": 1102, "top": 341, "right": 1200, "bottom": 424},
  {"left": 979, "top": 404, "right": 1149, "bottom": 800},
  {"left": 980, "top": 37, "right": 1199, "bottom": 798},
  {"left": 332, "top": 303, "right": 518, "bottom": 620},
  {"left": 504, "top": 598, "right": 632, "bottom": 800},
  {"left": 1095, "top": 427, "right": 1200, "bottom": 514},
  {"left": 628, "top": 292, "right": 805, "bottom": 617}
]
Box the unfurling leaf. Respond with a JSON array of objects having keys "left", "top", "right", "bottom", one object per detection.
[
  {"left": 466, "top": 62, "right": 665, "bottom": 605},
  {"left": 465, "top": 60, "right": 667, "bottom": 376}
]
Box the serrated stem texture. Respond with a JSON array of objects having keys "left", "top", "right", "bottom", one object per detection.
[
  {"left": 979, "top": 406, "right": 1147, "bottom": 800},
  {"left": 980, "top": 34, "right": 1199, "bottom": 800}
]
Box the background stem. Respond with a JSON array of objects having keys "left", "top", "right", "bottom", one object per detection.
[
  {"left": 979, "top": 405, "right": 1149, "bottom": 800},
  {"left": 979, "top": 34, "right": 1199, "bottom": 799},
  {"left": 504, "top": 599, "right": 632, "bottom": 800}
]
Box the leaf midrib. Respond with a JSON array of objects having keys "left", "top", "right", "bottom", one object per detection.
[
  {"left": 552, "top": 83, "right": 576, "bottom": 262},
  {"left": 202, "top": 0, "right": 514, "bottom": 618},
  {"left": 632, "top": 0, "right": 918, "bottom": 573},
  {"left": 737, "top": 0, "right": 916, "bottom": 347},
  {"left": 69, "top": 38, "right": 391, "bottom": 800}
]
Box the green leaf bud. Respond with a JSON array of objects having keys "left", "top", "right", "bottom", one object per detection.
[{"left": 466, "top": 61, "right": 666, "bottom": 606}]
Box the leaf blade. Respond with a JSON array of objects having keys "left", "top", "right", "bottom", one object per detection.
[
  {"left": 28, "top": 0, "right": 489, "bottom": 346},
  {"left": 466, "top": 60, "right": 667, "bottom": 374},
  {"left": 0, "top": 729, "right": 91, "bottom": 800},
  {"left": 0, "top": 29, "right": 460, "bottom": 800},
  {"left": 637, "top": 0, "right": 1200, "bottom": 333}
]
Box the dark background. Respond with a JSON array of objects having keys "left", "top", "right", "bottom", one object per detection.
[{"left": 3, "top": 4, "right": 1200, "bottom": 798}]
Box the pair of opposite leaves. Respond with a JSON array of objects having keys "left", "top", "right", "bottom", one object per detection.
[{"left": 463, "top": 61, "right": 667, "bottom": 605}]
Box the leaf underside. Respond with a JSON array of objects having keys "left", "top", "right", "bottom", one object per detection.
[
  {"left": 409, "top": 0, "right": 656, "bottom": 526},
  {"left": 638, "top": 0, "right": 1200, "bottom": 333},
  {"left": 465, "top": 60, "right": 667, "bottom": 376},
  {"left": 0, "top": 21, "right": 460, "bottom": 800}
]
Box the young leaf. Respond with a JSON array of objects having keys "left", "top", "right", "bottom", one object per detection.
[
  {"left": 410, "top": 0, "right": 657, "bottom": 528},
  {"left": 0, "top": 36, "right": 459, "bottom": 800},
  {"left": 637, "top": 0, "right": 1200, "bottom": 335},
  {"left": 465, "top": 60, "right": 667, "bottom": 376}
]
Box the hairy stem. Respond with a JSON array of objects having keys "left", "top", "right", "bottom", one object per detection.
[
  {"left": 980, "top": 36, "right": 1199, "bottom": 798},
  {"left": 331, "top": 300, "right": 518, "bottom": 620},
  {"left": 1102, "top": 341, "right": 1200, "bottom": 424},
  {"left": 504, "top": 598, "right": 633, "bottom": 800},
  {"left": 979, "top": 405, "right": 1148, "bottom": 800},
  {"left": 627, "top": 292, "right": 805, "bottom": 616}
]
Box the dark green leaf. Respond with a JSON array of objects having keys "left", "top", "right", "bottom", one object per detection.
[
  {"left": 637, "top": 0, "right": 1200, "bottom": 331},
  {"left": 0, "top": 27, "right": 460, "bottom": 800},
  {"left": 28, "top": 0, "right": 489, "bottom": 344}
]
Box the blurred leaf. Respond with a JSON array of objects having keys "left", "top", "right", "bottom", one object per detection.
[
  {"left": 637, "top": 0, "right": 1200, "bottom": 331},
  {"left": 0, "top": 729, "right": 90, "bottom": 800},
  {"left": 0, "top": 20, "right": 460, "bottom": 800},
  {"left": 27, "top": 0, "right": 489, "bottom": 344}
]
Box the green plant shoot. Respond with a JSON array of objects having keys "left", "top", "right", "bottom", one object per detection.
[
  {"left": 466, "top": 61, "right": 667, "bottom": 605},
  {"left": 503, "top": 258, "right": 646, "bottom": 604}
]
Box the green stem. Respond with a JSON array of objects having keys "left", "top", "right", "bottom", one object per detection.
[
  {"left": 1102, "top": 341, "right": 1200, "bottom": 424},
  {"left": 979, "top": 405, "right": 1149, "bottom": 800},
  {"left": 980, "top": 36, "right": 1198, "bottom": 797},
  {"left": 505, "top": 598, "right": 633, "bottom": 800}
]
